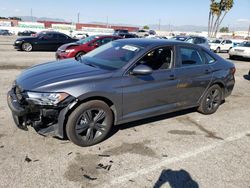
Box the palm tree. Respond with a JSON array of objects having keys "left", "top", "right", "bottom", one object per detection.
[{"left": 208, "top": 0, "right": 234, "bottom": 38}]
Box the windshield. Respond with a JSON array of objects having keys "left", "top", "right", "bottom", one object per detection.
[
  {"left": 211, "top": 40, "right": 221, "bottom": 44},
  {"left": 81, "top": 41, "right": 143, "bottom": 70},
  {"left": 239, "top": 41, "right": 250, "bottom": 47},
  {"left": 77, "top": 36, "right": 99, "bottom": 44}
]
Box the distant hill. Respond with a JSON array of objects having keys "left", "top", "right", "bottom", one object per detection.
[
  {"left": 14, "top": 17, "right": 248, "bottom": 31},
  {"left": 17, "top": 16, "right": 66, "bottom": 22}
]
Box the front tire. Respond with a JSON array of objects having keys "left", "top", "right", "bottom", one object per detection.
[
  {"left": 198, "top": 84, "right": 223, "bottom": 115},
  {"left": 229, "top": 55, "right": 235, "bottom": 60},
  {"left": 75, "top": 51, "right": 86, "bottom": 59},
  {"left": 22, "top": 42, "right": 33, "bottom": 52},
  {"left": 66, "top": 100, "right": 113, "bottom": 147}
]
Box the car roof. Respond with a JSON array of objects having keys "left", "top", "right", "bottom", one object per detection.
[{"left": 115, "top": 38, "right": 193, "bottom": 48}]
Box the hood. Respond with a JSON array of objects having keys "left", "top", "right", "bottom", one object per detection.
[
  {"left": 16, "top": 36, "right": 37, "bottom": 41},
  {"left": 16, "top": 59, "right": 112, "bottom": 92},
  {"left": 57, "top": 42, "right": 80, "bottom": 51}
]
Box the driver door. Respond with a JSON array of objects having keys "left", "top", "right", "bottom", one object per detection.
[{"left": 122, "top": 46, "right": 179, "bottom": 121}]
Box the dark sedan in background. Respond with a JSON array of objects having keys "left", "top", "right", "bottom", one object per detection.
[
  {"left": 13, "top": 31, "right": 78, "bottom": 51},
  {"left": 7, "top": 39, "right": 235, "bottom": 147},
  {"left": 56, "top": 35, "right": 121, "bottom": 59},
  {"left": 0, "top": 29, "right": 12, "bottom": 36},
  {"left": 17, "top": 30, "right": 37, "bottom": 36}
]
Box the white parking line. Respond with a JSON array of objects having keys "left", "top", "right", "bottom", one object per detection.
[{"left": 104, "top": 131, "right": 250, "bottom": 187}]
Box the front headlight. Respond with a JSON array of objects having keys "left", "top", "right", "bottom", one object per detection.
[
  {"left": 26, "top": 92, "right": 69, "bottom": 106},
  {"left": 65, "top": 49, "right": 75, "bottom": 53},
  {"left": 15, "top": 40, "right": 21, "bottom": 44}
]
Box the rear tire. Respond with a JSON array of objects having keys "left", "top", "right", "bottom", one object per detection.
[
  {"left": 198, "top": 84, "right": 223, "bottom": 115},
  {"left": 21, "top": 42, "right": 33, "bottom": 52},
  {"left": 66, "top": 100, "right": 113, "bottom": 147}
]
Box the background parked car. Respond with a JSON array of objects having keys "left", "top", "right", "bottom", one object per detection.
[
  {"left": 229, "top": 41, "right": 250, "bottom": 60},
  {"left": 172, "top": 36, "right": 209, "bottom": 49},
  {"left": 17, "top": 30, "right": 37, "bottom": 36},
  {"left": 209, "top": 39, "right": 238, "bottom": 53},
  {"left": 13, "top": 31, "right": 78, "bottom": 52},
  {"left": 136, "top": 29, "right": 149, "bottom": 37},
  {"left": 73, "top": 33, "right": 89, "bottom": 39},
  {"left": 185, "top": 36, "right": 210, "bottom": 49},
  {"left": 118, "top": 33, "right": 138, "bottom": 38},
  {"left": 171, "top": 36, "right": 189, "bottom": 41},
  {"left": 113, "top": 29, "right": 129, "bottom": 36},
  {"left": 56, "top": 35, "right": 121, "bottom": 59},
  {"left": 0, "top": 29, "right": 12, "bottom": 36}
]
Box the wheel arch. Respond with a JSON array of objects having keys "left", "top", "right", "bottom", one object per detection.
[
  {"left": 61, "top": 95, "right": 118, "bottom": 139},
  {"left": 210, "top": 81, "right": 226, "bottom": 99}
]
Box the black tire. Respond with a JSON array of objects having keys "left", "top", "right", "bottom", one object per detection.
[
  {"left": 21, "top": 42, "right": 33, "bottom": 52},
  {"left": 229, "top": 55, "right": 235, "bottom": 60},
  {"left": 75, "top": 51, "right": 86, "bottom": 59},
  {"left": 66, "top": 100, "right": 113, "bottom": 147},
  {"left": 215, "top": 47, "right": 220, "bottom": 53},
  {"left": 198, "top": 84, "right": 223, "bottom": 115}
]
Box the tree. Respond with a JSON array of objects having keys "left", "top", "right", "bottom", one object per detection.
[
  {"left": 143, "top": 25, "right": 149, "bottom": 30},
  {"left": 219, "top": 27, "right": 229, "bottom": 32},
  {"left": 208, "top": 0, "right": 233, "bottom": 38}
]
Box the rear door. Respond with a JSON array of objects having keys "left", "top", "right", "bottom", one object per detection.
[
  {"left": 55, "top": 33, "right": 70, "bottom": 50},
  {"left": 174, "top": 46, "right": 213, "bottom": 106}
]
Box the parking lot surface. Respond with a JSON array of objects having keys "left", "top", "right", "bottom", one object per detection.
[{"left": 0, "top": 36, "right": 249, "bottom": 188}]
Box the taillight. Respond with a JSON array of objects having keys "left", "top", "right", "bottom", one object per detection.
[{"left": 230, "top": 67, "right": 236, "bottom": 75}]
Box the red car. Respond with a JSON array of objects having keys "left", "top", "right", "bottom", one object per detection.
[{"left": 56, "top": 35, "right": 121, "bottom": 59}]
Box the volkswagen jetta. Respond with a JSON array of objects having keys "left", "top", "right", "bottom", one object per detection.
[{"left": 7, "top": 39, "right": 235, "bottom": 146}]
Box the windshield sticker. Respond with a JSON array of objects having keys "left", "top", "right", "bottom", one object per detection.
[{"left": 122, "top": 45, "right": 139, "bottom": 52}]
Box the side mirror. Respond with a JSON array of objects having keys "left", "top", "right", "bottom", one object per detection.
[{"left": 131, "top": 64, "right": 153, "bottom": 75}]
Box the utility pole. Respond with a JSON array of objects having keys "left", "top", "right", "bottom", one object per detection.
[
  {"left": 31, "top": 8, "right": 33, "bottom": 22},
  {"left": 158, "top": 19, "right": 161, "bottom": 30},
  {"left": 106, "top": 16, "right": 109, "bottom": 28},
  {"left": 77, "top": 12, "right": 80, "bottom": 23},
  {"left": 248, "top": 24, "right": 250, "bottom": 38}
]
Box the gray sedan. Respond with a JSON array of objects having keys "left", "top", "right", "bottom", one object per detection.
[{"left": 7, "top": 39, "right": 235, "bottom": 146}]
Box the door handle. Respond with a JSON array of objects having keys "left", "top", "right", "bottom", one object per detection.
[
  {"left": 169, "top": 74, "right": 176, "bottom": 80},
  {"left": 205, "top": 69, "right": 212, "bottom": 74}
]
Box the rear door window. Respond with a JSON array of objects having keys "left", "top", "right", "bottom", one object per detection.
[
  {"left": 180, "top": 47, "right": 204, "bottom": 66},
  {"left": 202, "top": 51, "right": 216, "bottom": 64}
]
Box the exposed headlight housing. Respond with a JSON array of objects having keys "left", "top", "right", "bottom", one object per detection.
[
  {"left": 26, "top": 92, "right": 69, "bottom": 106},
  {"left": 15, "top": 40, "right": 22, "bottom": 43},
  {"left": 65, "top": 49, "right": 75, "bottom": 53}
]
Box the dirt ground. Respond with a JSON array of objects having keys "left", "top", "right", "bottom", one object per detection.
[{"left": 0, "top": 36, "right": 249, "bottom": 188}]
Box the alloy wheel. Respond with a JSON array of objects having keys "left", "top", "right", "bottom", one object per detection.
[
  {"left": 22, "top": 43, "right": 32, "bottom": 52},
  {"left": 75, "top": 108, "right": 107, "bottom": 143},
  {"left": 206, "top": 88, "right": 221, "bottom": 111}
]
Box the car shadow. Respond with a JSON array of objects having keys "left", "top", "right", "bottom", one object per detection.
[
  {"left": 226, "top": 57, "right": 250, "bottom": 62},
  {"left": 243, "top": 74, "right": 250, "bottom": 81},
  {"left": 153, "top": 169, "right": 199, "bottom": 188},
  {"left": 106, "top": 108, "right": 197, "bottom": 140}
]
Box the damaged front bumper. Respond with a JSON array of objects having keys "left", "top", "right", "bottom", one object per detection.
[{"left": 7, "top": 87, "right": 77, "bottom": 138}]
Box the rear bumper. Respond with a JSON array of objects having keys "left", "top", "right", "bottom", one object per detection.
[
  {"left": 7, "top": 88, "right": 76, "bottom": 138},
  {"left": 229, "top": 51, "right": 250, "bottom": 59}
]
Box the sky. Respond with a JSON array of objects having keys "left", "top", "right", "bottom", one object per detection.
[{"left": 0, "top": 0, "right": 250, "bottom": 27}]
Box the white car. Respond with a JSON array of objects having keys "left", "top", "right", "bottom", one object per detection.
[
  {"left": 229, "top": 41, "right": 250, "bottom": 59},
  {"left": 73, "top": 33, "right": 88, "bottom": 39},
  {"left": 209, "top": 39, "right": 235, "bottom": 53}
]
